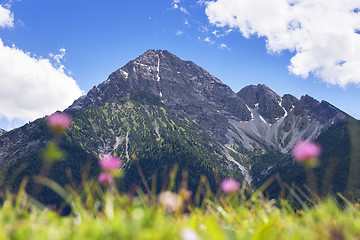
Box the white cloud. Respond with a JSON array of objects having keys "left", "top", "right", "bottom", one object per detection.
[
  {"left": 176, "top": 30, "right": 183, "bottom": 35},
  {"left": 180, "top": 7, "right": 189, "bottom": 14},
  {"left": 172, "top": 0, "right": 181, "bottom": 9},
  {"left": 212, "top": 29, "right": 232, "bottom": 38},
  {"left": 49, "top": 48, "right": 66, "bottom": 69},
  {"left": 205, "top": 0, "right": 360, "bottom": 87},
  {"left": 219, "top": 43, "right": 230, "bottom": 50},
  {"left": 201, "top": 25, "right": 209, "bottom": 32},
  {"left": 0, "top": 5, "right": 14, "bottom": 28},
  {"left": 197, "top": 0, "right": 206, "bottom": 6},
  {"left": 172, "top": 1, "right": 189, "bottom": 15},
  {"left": 205, "top": 36, "right": 215, "bottom": 45},
  {"left": 0, "top": 39, "right": 83, "bottom": 123}
]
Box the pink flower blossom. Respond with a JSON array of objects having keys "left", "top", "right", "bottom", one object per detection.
[
  {"left": 292, "top": 140, "right": 321, "bottom": 163},
  {"left": 46, "top": 112, "right": 72, "bottom": 132},
  {"left": 221, "top": 179, "right": 240, "bottom": 194},
  {"left": 98, "top": 155, "right": 122, "bottom": 171},
  {"left": 98, "top": 172, "right": 113, "bottom": 184}
]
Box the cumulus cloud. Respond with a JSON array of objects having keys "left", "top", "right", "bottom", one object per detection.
[
  {"left": 0, "top": 5, "right": 14, "bottom": 28},
  {"left": 205, "top": 0, "right": 360, "bottom": 87},
  {"left": 0, "top": 39, "right": 83, "bottom": 122}
]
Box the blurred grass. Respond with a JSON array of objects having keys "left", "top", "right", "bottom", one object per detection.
[{"left": 1, "top": 176, "right": 360, "bottom": 240}]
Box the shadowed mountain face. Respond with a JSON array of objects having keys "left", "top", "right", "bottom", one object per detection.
[
  {"left": 0, "top": 129, "right": 5, "bottom": 137},
  {"left": 0, "top": 50, "right": 355, "bottom": 198}
]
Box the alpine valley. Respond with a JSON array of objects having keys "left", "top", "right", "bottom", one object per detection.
[{"left": 1, "top": 50, "right": 360, "bottom": 204}]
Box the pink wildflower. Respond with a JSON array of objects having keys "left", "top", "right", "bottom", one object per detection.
[
  {"left": 98, "top": 172, "right": 113, "bottom": 184},
  {"left": 98, "top": 155, "right": 122, "bottom": 171},
  {"left": 221, "top": 179, "right": 240, "bottom": 194},
  {"left": 46, "top": 112, "right": 72, "bottom": 132},
  {"left": 292, "top": 140, "right": 321, "bottom": 163}
]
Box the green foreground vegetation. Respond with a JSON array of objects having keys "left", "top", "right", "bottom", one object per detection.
[{"left": 1, "top": 176, "right": 360, "bottom": 240}]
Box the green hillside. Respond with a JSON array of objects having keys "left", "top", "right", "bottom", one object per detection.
[{"left": 67, "top": 91, "right": 243, "bottom": 192}]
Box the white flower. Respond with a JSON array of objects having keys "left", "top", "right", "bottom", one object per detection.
[{"left": 181, "top": 228, "right": 199, "bottom": 240}]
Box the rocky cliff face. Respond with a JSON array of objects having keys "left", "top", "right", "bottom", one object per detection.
[
  {"left": 230, "top": 84, "right": 346, "bottom": 152},
  {"left": 0, "top": 129, "right": 5, "bottom": 137},
  {"left": 0, "top": 120, "right": 48, "bottom": 167}
]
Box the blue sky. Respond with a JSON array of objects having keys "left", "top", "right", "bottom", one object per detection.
[{"left": 0, "top": 0, "right": 359, "bottom": 130}]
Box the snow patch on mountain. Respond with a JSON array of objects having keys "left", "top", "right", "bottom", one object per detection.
[
  {"left": 120, "top": 69, "right": 129, "bottom": 79},
  {"left": 0, "top": 129, "right": 6, "bottom": 137},
  {"left": 156, "top": 55, "right": 160, "bottom": 82}
]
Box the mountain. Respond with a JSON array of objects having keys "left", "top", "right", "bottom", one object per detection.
[
  {"left": 235, "top": 86, "right": 346, "bottom": 152},
  {"left": 0, "top": 129, "right": 5, "bottom": 137},
  {"left": 70, "top": 50, "right": 347, "bottom": 153},
  {"left": 0, "top": 49, "right": 358, "bottom": 203}
]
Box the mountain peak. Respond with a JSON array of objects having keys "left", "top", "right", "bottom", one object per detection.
[
  {"left": 143, "top": 49, "right": 163, "bottom": 55},
  {"left": 237, "top": 84, "right": 281, "bottom": 105},
  {"left": 237, "top": 84, "right": 284, "bottom": 124},
  {"left": 141, "top": 49, "right": 172, "bottom": 57},
  {"left": 69, "top": 49, "right": 229, "bottom": 110},
  {"left": 133, "top": 49, "right": 174, "bottom": 65}
]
